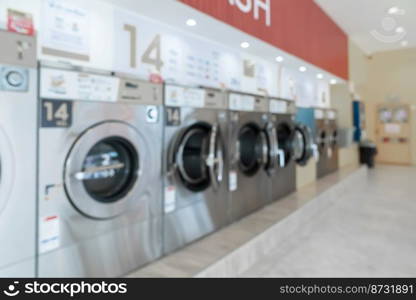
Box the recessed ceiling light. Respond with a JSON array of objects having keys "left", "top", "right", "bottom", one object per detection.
[
  {"left": 299, "top": 66, "right": 307, "bottom": 72},
  {"left": 275, "top": 56, "right": 284, "bottom": 63},
  {"left": 186, "top": 19, "right": 197, "bottom": 26},
  {"left": 395, "top": 26, "right": 405, "bottom": 33},
  {"left": 401, "top": 40, "right": 408, "bottom": 47},
  {"left": 240, "top": 42, "right": 250, "bottom": 49},
  {"left": 330, "top": 79, "right": 337, "bottom": 85},
  {"left": 388, "top": 6, "right": 405, "bottom": 15},
  {"left": 317, "top": 73, "right": 324, "bottom": 79}
]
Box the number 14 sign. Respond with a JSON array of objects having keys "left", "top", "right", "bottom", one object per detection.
[{"left": 113, "top": 9, "right": 181, "bottom": 84}]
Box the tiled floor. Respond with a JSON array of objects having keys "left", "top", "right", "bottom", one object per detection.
[
  {"left": 128, "top": 165, "right": 362, "bottom": 277},
  {"left": 242, "top": 165, "right": 416, "bottom": 277}
]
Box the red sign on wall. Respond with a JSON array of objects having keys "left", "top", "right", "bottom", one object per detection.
[
  {"left": 180, "top": 0, "right": 349, "bottom": 80},
  {"left": 7, "top": 9, "right": 35, "bottom": 36}
]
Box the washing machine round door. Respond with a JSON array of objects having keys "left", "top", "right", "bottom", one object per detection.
[
  {"left": 64, "top": 122, "right": 141, "bottom": 220},
  {"left": 293, "top": 124, "right": 314, "bottom": 166},
  {"left": 0, "top": 127, "right": 14, "bottom": 215},
  {"left": 276, "top": 122, "right": 295, "bottom": 168},
  {"left": 238, "top": 123, "right": 267, "bottom": 177},
  {"left": 172, "top": 122, "right": 224, "bottom": 192}
]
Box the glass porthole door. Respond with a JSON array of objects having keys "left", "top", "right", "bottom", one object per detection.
[{"left": 64, "top": 122, "right": 142, "bottom": 220}]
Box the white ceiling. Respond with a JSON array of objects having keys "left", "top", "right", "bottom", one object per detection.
[{"left": 315, "top": 0, "right": 416, "bottom": 54}]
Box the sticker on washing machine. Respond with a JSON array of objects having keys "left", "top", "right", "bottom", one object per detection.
[
  {"left": 314, "top": 109, "right": 324, "bottom": 120},
  {"left": 270, "top": 99, "right": 288, "bottom": 114},
  {"left": 39, "top": 215, "right": 60, "bottom": 253},
  {"left": 165, "top": 107, "right": 181, "bottom": 126},
  {"left": 41, "top": 99, "right": 73, "bottom": 128},
  {"left": 164, "top": 186, "right": 176, "bottom": 214},
  {"left": 327, "top": 147, "right": 333, "bottom": 158},
  {"left": 146, "top": 105, "right": 159, "bottom": 123},
  {"left": 229, "top": 171, "right": 237, "bottom": 191}
]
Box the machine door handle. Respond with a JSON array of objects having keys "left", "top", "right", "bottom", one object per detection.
[
  {"left": 259, "top": 131, "right": 269, "bottom": 167},
  {"left": 74, "top": 163, "right": 125, "bottom": 181},
  {"left": 206, "top": 123, "right": 223, "bottom": 190},
  {"left": 277, "top": 149, "right": 286, "bottom": 168},
  {"left": 312, "top": 143, "right": 320, "bottom": 162},
  {"left": 269, "top": 124, "right": 279, "bottom": 172}
]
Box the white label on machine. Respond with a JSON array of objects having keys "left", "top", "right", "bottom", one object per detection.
[
  {"left": 229, "top": 93, "right": 255, "bottom": 111},
  {"left": 229, "top": 171, "right": 238, "bottom": 191},
  {"left": 183, "top": 88, "right": 205, "bottom": 107},
  {"left": 270, "top": 99, "right": 288, "bottom": 114},
  {"left": 327, "top": 147, "right": 333, "bottom": 158},
  {"left": 164, "top": 186, "right": 176, "bottom": 213},
  {"left": 327, "top": 110, "right": 337, "bottom": 120},
  {"left": 39, "top": 215, "right": 60, "bottom": 254},
  {"left": 145, "top": 106, "right": 159, "bottom": 123},
  {"left": 40, "top": 68, "right": 119, "bottom": 102},
  {"left": 164, "top": 85, "right": 184, "bottom": 107},
  {"left": 314, "top": 109, "right": 324, "bottom": 119}
]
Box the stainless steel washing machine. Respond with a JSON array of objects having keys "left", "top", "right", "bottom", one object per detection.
[
  {"left": 163, "top": 84, "right": 229, "bottom": 254},
  {"left": 268, "top": 98, "right": 297, "bottom": 202},
  {"left": 315, "top": 108, "right": 338, "bottom": 178},
  {"left": 37, "top": 63, "right": 163, "bottom": 277},
  {"left": 0, "top": 31, "right": 37, "bottom": 277},
  {"left": 228, "top": 92, "right": 271, "bottom": 222},
  {"left": 326, "top": 109, "right": 339, "bottom": 174}
]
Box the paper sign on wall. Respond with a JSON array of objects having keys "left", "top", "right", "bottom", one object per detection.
[
  {"left": 41, "top": 0, "right": 90, "bottom": 60},
  {"left": 385, "top": 124, "right": 401, "bottom": 135},
  {"left": 7, "top": 9, "right": 34, "bottom": 36}
]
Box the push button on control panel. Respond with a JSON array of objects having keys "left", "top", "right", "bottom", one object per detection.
[
  {"left": 0, "top": 66, "right": 29, "bottom": 92},
  {"left": 6, "top": 71, "right": 24, "bottom": 87}
]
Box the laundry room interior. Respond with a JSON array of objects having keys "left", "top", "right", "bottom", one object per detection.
[{"left": 0, "top": 0, "right": 416, "bottom": 280}]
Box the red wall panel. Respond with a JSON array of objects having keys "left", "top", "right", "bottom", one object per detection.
[{"left": 180, "top": 0, "right": 349, "bottom": 80}]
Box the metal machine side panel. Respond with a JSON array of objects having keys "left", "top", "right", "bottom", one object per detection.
[
  {"left": 0, "top": 30, "right": 37, "bottom": 67},
  {"left": 269, "top": 162, "right": 296, "bottom": 203},
  {"left": 0, "top": 68, "right": 37, "bottom": 275},
  {"left": 38, "top": 217, "right": 162, "bottom": 278}
]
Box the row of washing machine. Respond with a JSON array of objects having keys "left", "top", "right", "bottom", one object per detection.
[{"left": 0, "top": 31, "right": 339, "bottom": 278}]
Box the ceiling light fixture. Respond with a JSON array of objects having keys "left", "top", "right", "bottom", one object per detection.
[
  {"left": 395, "top": 26, "right": 405, "bottom": 33},
  {"left": 299, "top": 66, "right": 307, "bottom": 72},
  {"left": 388, "top": 6, "right": 405, "bottom": 15},
  {"left": 401, "top": 40, "right": 408, "bottom": 47},
  {"left": 275, "top": 56, "right": 284, "bottom": 63},
  {"left": 240, "top": 42, "right": 250, "bottom": 49},
  {"left": 330, "top": 79, "right": 337, "bottom": 85},
  {"left": 186, "top": 18, "right": 197, "bottom": 27},
  {"left": 317, "top": 73, "right": 324, "bottom": 79}
]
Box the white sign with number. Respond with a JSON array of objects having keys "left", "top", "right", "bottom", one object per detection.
[{"left": 113, "top": 8, "right": 264, "bottom": 93}]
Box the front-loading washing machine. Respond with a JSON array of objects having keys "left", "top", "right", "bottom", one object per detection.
[
  {"left": 295, "top": 107, "right": 318, "bottom": 167},
  {"left": 0, "top": 31, "right": 37, "bottom": 277},
  {"left": 37, "top": 63, "right": 163, "bottom": 277},
  {"left": 326, "top": 109, "right": 339, "bottom": 174},
  {"left": 163, "top": 84, "right": 229, "bottom": 254},
  {"left": 228, "top": 92, "right": 272, "bottom": 222},
  {"left": 268, "top": 98, "right": 297, "bottom": 202},
  {"left": 315, "top": 108, "right": 333, "bottom": 178}
]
